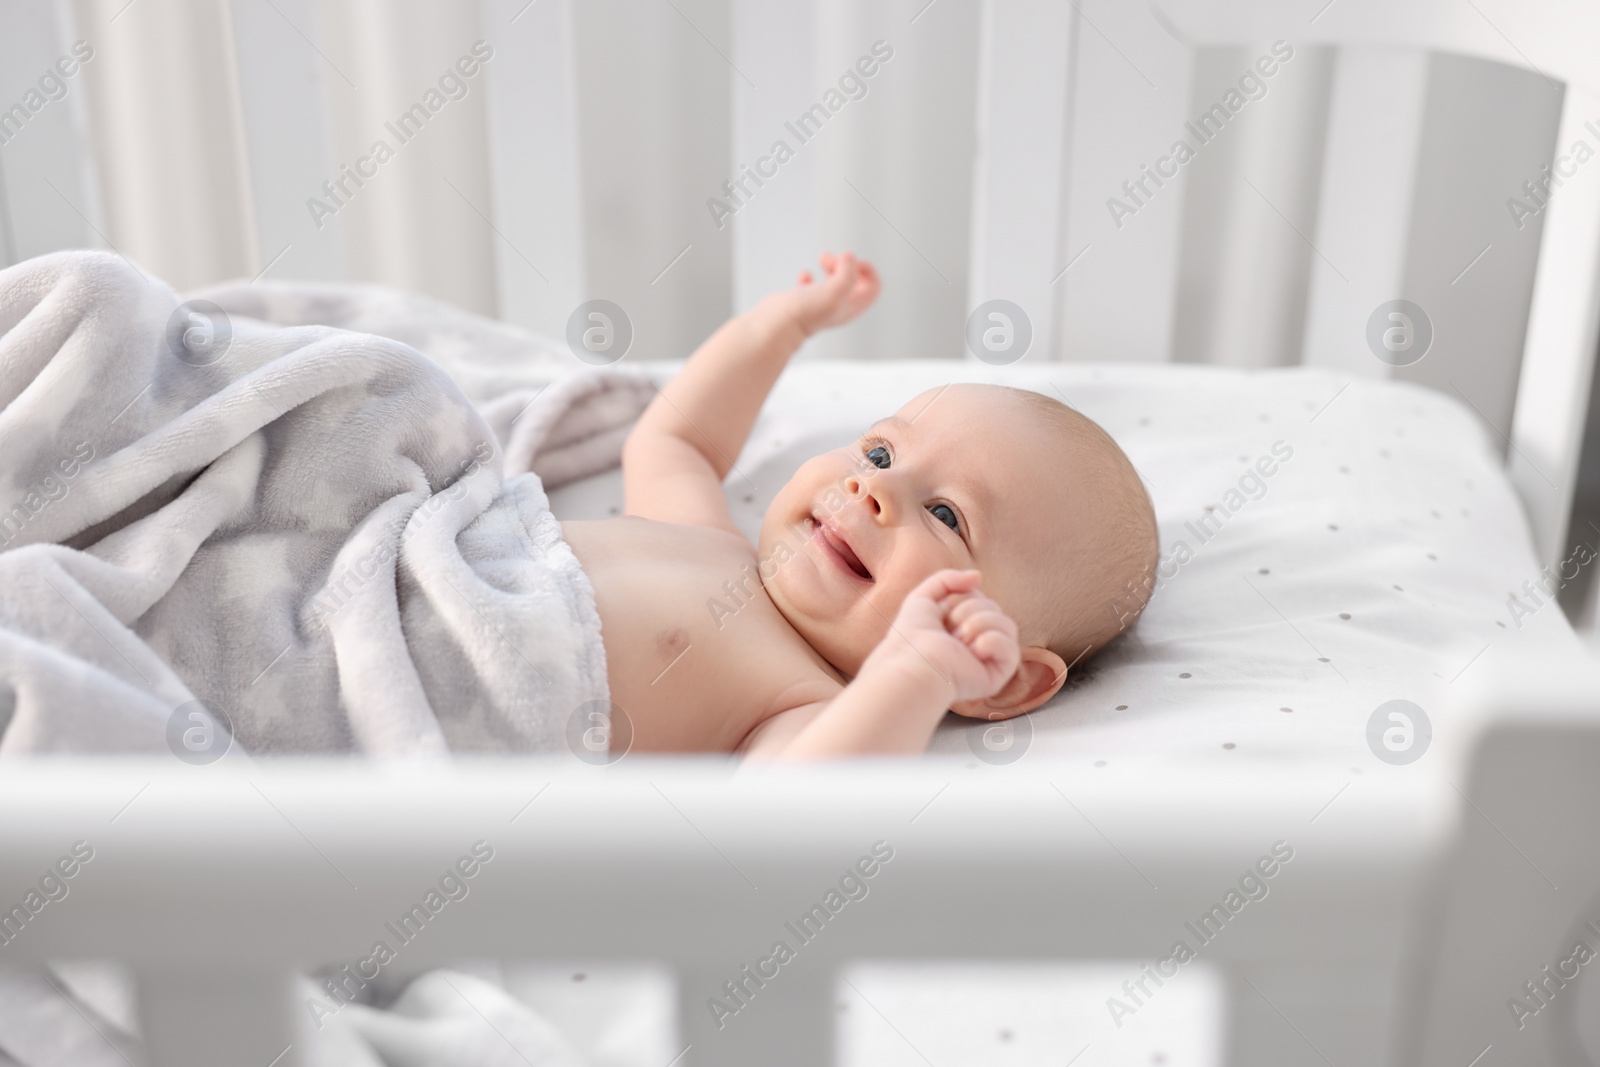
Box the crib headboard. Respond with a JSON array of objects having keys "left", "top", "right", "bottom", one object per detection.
[{"left": 0, "top": 0, "right": 1596, "bottom": 585}]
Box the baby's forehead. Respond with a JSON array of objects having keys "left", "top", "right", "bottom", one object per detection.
[{"left": 883, "top": 388, "right": 1067, "bottom": 457}]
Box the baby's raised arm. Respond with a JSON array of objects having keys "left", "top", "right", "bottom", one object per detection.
[{"left": 622, "top": 252, "right": 879, "bottom": 533}]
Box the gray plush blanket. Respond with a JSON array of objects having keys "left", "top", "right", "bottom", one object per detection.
[
  {"left": 0, "top": 251, "right": 665, "bottom": 1065},
  {"left": 0, "top": 250, "right": 657, "bottom": 759}
]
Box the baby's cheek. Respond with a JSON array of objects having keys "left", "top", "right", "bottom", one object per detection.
[{"left": 851, "top": 602, "right": 894, "bottom": 654}]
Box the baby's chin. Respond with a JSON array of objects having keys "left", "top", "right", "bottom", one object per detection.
[{"left": 754, "top": 535, "right": 871, "bottom": 677}]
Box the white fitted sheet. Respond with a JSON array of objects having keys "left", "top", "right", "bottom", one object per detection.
[{"left": 547, "top": 359, "right": 1587, "bottom": 771}]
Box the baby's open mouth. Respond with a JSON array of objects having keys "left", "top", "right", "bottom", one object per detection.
[{"left": 810, "top": 514, "right": 873, "bottom": 582}]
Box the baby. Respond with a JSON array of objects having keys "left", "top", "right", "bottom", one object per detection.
[{"left": 561, "top": 252, "right": 1158, "bottom": 760}]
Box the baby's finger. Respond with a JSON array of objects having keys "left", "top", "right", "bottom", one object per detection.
[
  {"left": 798, "top": 270, "right": 813, "bottom": 285},
  {"left": 819, "top": 252, "right": 837, "bottom": 275},
  {"left": 946, "top": 592, "right": 998, "bottom": 627},
  {"left": 855, "top": 260, "right": 880, "bottom": 290},
  {"left": 829, "top": 252, "right": 859, "bottom": 293},
  {"left": 909, "top": 568, "right": 981, "bottom": 606},
  {"left": 970, "top": 627, "right": 1020, "bottom": 673},
  {"left": 955, "top": 608, "right": 1014, "bottom": 647}
]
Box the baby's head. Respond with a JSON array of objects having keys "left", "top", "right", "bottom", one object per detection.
[{"left": 760, "top": 384, "right": 1158, "bottom": 719}]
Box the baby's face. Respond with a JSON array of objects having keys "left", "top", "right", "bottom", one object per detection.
[{"left": 759, "top": 385, "right": 1082, "bottom": 682}]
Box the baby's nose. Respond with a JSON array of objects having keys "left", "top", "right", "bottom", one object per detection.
[{"left": 843, "top": 475, "right": 883, "bottom": 516}]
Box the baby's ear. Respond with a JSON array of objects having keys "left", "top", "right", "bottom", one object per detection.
[{"left": 951, "top": 646, "right": 1069, "bottom": 719}]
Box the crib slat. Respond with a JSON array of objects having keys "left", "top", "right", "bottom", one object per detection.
[
  {"left": 967, "top": 0, "right": 1076, "bottom": 362},
  {"left": 137, "top": 969, "right": 301, "bottom": 1067},
  {"left": 1510, "top": 82, "right": 1600, "bottom": 569},
  {"left": 479, "top": 0, "right": 586, "bottom": 338},
  {"left": 678, "top": 964, "right": 835, "bottom": 1066},
  {"left": 1299, "top": 47, "right": 1430, "bottom": 378},
  {"left": 0, "top": 0, "right": 103, "bottom": 268},
  {"left": 225, "top": 0, "right": 347, "bottom": 283}
]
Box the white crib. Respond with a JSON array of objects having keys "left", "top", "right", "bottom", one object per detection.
[
  {"left": 2, "top": 0, "right": 1600, "bottom": 1064},
  {"left": 2, "top": 0, "right": 1597, "bottom": 587}
]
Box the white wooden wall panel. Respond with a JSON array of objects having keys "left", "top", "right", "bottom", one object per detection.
[
  {"left": 1300, "top": 48, "right": 1430, "bottom": 378},
  {"left": 480, "top": 0, "right": 585, "bottom": 338},
  {"left": 0, "top": 0, "right": 103, "bottom": 268},
  {"left": 728, "top": 0, "right": 820, "bottom": 317},
  {"left": 227, "top": 0, "right": 346, "bottom": 283},
  {"left": 966, "top": 0, "right": 1074, "bottom": 363},
  {"left": 811, "top": 0, "right": 979, "bottom": 362},
  {"left": 1171, "top": 44, "right": 1335, "bottom": 368},
  {"left": 1054, "top": 0, "right": 1193, "bottom": 363},
  {"left": 315, "top": 0, "right": 497, "bottom": 318},
  {"left": 568, "top": 0, "right": 733, "bottom": 361},
  {"left": 69, "top": 0, "right": 258, "bottom": 291}
]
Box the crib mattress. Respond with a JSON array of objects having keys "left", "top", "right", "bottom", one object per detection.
[{"left": 547, "top": 359, "right": 1588, "bottom": 770}]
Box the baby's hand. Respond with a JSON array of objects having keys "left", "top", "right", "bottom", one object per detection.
[
  {"left": 869, "top": 569, "right": 1020, "bottom": 704},
  {"left": 780, "top": 251, "right": 880, "bottom": 336}
]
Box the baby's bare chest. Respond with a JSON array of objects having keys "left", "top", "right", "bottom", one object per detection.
[{"left": 561, "top": 518, "right": 839, "bottom": 752}]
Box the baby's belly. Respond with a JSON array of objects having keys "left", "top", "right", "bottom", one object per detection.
[{"left": 561, "top": 517, "right": 819, "bottom": 752}]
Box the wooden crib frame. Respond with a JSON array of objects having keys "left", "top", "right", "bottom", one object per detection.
[
  {"left": 2, "top": 686, "right": 1599, "bottom": 1067},
  {"left": 2, "top": 0, "right": 1600, "bottom": 1063}
]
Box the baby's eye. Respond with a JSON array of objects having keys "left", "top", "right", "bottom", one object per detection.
[
  {"left": 864, "top": 444, "right": 891, "bottom": 470},
  {"left": 929, "top": 503, "right": 960, "bottom": 532}
]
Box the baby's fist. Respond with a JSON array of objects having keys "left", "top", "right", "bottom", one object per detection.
[{"left": 875, "top": 569, "right": 1020, "bottom": 704}]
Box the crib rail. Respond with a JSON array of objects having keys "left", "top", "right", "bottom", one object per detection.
[
  {"left": 0, "top": 756, "right": 1454, "bottom": 1067},
  {"left": 4, "top": 671, "right": 1599, "bottom": 1067}
]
